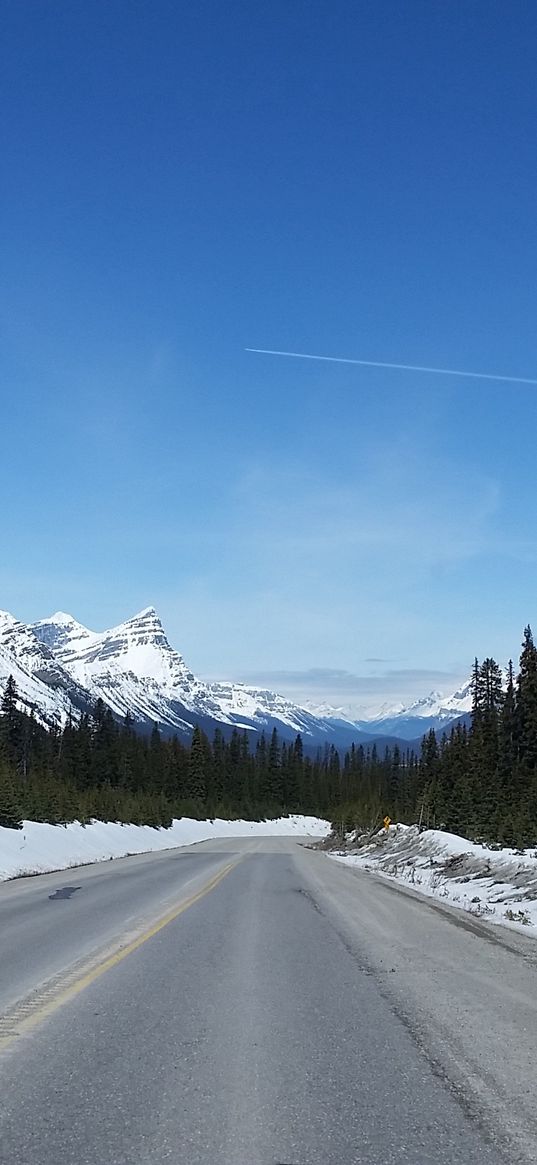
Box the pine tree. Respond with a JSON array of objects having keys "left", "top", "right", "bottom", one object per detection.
[
  {"left": 419, "top": 729, "right": 439, "bottom": 828},
  {"left": 0, "top": 675, "right": 23, "bottom": 767},
  {"left": 516, "top": 627, "right": 537, "bottom": 765},
  {"left": 283, "top": 734, "right": 303, "bottom": 811},
  {"left": 0, "top": 763, "right": 23, "bottom": 829},
  {"left": 149, "top": 722, "right": 164, "bottom": 792},
  {"left": 186, "top": 726, "right": 208, "bottom": 807},
  {"left": 514, "top": 627, "right": 537, "bottom": 842},
  {"left": 211, "top": 728, "right": 226, "bottom": 806},
  {"left": 255, "top": 733, "right": 268, "bottom": 801},
  {"left": 225, "top": 728, "right": 243, "bottom": 809},
  {"left": 496, "top": 660, "right": 517, "bottom": 840},
  {"left": 267, "top": 727, "right": 283, "bottom": 807}
]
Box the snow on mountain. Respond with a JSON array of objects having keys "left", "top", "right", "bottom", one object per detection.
[
  {"left": 206, "top": 681, "right": 340, "bottom": 736},
  {"left": 304, "top": 683, "right": 473, "bottom": 741},
  {"left": 367, "top": 683, "right": 472, "bottom": 724},
  {"left": 33, "top": 607, "right": 219, "bottom": 733},
  {"left": 354, "top": 680, "right": 473, "bottom": 740},
  {"left": 0, "top": 602, "right": 474, "bottom": 745},
  {"left": 435, "top": 680, "right": 474, "bottom": 716},
  {"left": 358, "top": 700, "right": 407, "bottom": 723},
  {"left": 31, "top": 608, "right": 347, "bottom": 740},
  {"left": 0, "top": 613, "right": 79, "bottom": 726},
  {"left": 301, "top": 700, "right": 359, "bottom": 725}
]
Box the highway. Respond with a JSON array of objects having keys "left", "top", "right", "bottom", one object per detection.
[{"left": 0, "top": 836, "right": 536, "bottom": 1165}]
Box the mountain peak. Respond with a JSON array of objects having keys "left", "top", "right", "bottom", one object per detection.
[
  {"left": 125, "top": 606, "right": 161, "bottom": 626},
  {"left": 47, "top": 611, "right": 79, "bottom": 625},
  {"left": 0, "top": 610, "right": 17, "bottom": 629}
]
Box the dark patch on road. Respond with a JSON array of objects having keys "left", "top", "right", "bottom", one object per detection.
[
  {"left": 48, "top": 886, "right": 81, "bottom": 901},
  {"left": 295, "top": 885, "right": 323, "bottom": 914}
]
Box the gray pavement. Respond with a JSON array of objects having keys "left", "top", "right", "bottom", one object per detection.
[
  {"left": 0, "top": 840, "right": 239, "bottom": 1012},
  {"left": 0, "top": 836, "right": 536, "bottom": 1164}
]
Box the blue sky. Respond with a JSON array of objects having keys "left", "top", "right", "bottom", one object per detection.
[{"left": 2, "top": 1, "right": 537, "bottom": 711}]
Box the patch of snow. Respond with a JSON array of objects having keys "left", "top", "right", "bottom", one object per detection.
[
  {"left": 0, "top": 816, "right": 330, "bottom": 881},
  {"left": 328, "top": 825, "right": 537, "bottom": 935}
]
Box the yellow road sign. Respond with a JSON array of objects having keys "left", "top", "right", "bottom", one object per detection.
[{"left": 383, "top": 815, "right": 391, "bottom": 829}]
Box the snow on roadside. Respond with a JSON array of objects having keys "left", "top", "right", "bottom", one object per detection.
[
  {"left": 0, "top": 815, "right": 329, "bottom": 881},
  {"left": 328, "top": 825, "right": 537, "bottom": 934}
]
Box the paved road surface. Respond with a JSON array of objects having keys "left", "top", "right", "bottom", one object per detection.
[
  {"left": 0, "top": 843, "right": 234, "bottom": 1013},
  {"left": 0, "top": 836, "right": 536, "bottom": 1165}
]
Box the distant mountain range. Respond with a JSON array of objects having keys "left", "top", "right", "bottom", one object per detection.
[
  {"left": 0, "top": 606, "right": 472, "bottom": 747},
  {"left": 353, "top": 683, "right": 473, "bottom": 740}
]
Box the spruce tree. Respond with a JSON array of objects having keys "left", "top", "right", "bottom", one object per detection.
[
  {"left": 514, "top": 626, "right": 537, "bottom": 840},
  {"left": 266, "top": 727, "right": 283, "bottom": 808},
  {"left": 186, "top": 726, "right": 208, "bottom": 807},
  {"left": 516, "top": 627, "right": 537, "bottom": 761},
  {"left": 497, "top": 661, "right": 517, "bottom": 840},
  {"left": 419, "top": 729, "right": 439, "bottom": 828},
  {"left": 0, "top": 675, "right": 23, "bottom": 767},
  {"left": 211, "top": 728, "right": 226, "bottom": 806},
  {"left": 0, "top": 763, "right": 23, "bottom": 829}
]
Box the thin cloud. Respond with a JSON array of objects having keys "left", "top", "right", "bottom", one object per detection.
[
  {"left": 229, "top": 663, "right": 471, "bottom": 716},
  {"left": 237, "top": 666, "right": 464, "bottom": 693},
  {"left": 364, "top": 656, "right": 400, "bottom": 663}
]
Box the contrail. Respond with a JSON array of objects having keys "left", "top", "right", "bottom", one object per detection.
[{"left": 245, "top": 347, "right": 537, "bottom": 386}]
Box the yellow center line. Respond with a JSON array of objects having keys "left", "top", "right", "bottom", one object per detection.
[{"left": 0, "top": 858, "right": 239, "bottom": 1053}]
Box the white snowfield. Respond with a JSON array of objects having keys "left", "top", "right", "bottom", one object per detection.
[
  {"left": 0, "top": 815, "right": 330, "bottom": 881},
  {"left": 329, "top": 824, "right": 537, "bottom": 933}
]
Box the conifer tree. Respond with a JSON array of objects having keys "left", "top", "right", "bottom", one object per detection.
[
  {"left": 0, "top": 675, "right": 23, "bottom": 767},
  {"left": 266, "top": 727, "right": 283, "bottom": 807},
  {"left": 211, "top": 728, "right": 226, "bottom": 805},
  {"left": 187, "top": 725, "right": 208, "bottom": 806},
  {"left": 0, "top": 762, "right": 23, "bottom": 829}
]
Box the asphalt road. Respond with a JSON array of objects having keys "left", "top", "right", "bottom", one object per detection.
[
  {"left": 0, "top": 842, "right": 234, "bottom": 1014},
  {"left": 0, "top": 837, "right": 536, "bottom": 1165}
]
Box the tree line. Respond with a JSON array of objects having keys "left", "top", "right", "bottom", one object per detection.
[
  {"left": 0, "top": 680, "right": 339, "bottom": 829},
  {"left": 1, "top": 624, "right": 537, "bottom": 846}
]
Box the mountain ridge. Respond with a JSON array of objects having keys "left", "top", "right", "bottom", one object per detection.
[{"left": 0, "top": 604, "right": 472, "bottom": 746}]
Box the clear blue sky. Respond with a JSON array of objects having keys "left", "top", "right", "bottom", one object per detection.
[{"left": 2, "top": 1, "right": 537, "bottom": 711}]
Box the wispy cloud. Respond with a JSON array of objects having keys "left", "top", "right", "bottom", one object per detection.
[
  {"left": 233, "top": 664, "right": 469, "bottom": 714},
  {"left": 155, "top": 437, "right": 520, "bottom": 700},
  {"left": 364, "top": 657, "right": 401, "bottom": 663},
  {"left": 237, "top": 665, "right": 463, "bottom": 692},
  {"left": 228, "top": 444, "right": 502, "bottom": 571}
]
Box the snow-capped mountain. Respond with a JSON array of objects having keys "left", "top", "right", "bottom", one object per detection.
[
  {"left": 0, "top": 611, "right": 91, "bottom": 726},
  {"left": 33, "top": 608, "right": 209, "bottom": 733},
  {"left": 353, "top": 681, "right": 473, "bottom": 740},
  {"left": 0, "top": 602, "right": 473, "bottom": 746},
  {"left": 30, "top": 607, "right": 363, "bottom": 743}
]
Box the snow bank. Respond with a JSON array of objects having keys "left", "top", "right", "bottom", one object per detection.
[
  {"left": 0, "top": 815, "right": 329, "bottom": 881},
  {"left": 328, "top": 825, "right": 537, "bottom": 934}
]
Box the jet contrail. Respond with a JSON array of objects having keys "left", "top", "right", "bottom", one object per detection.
[{"left": 245, "top": 348, "right": 537, "bottom": 386}]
